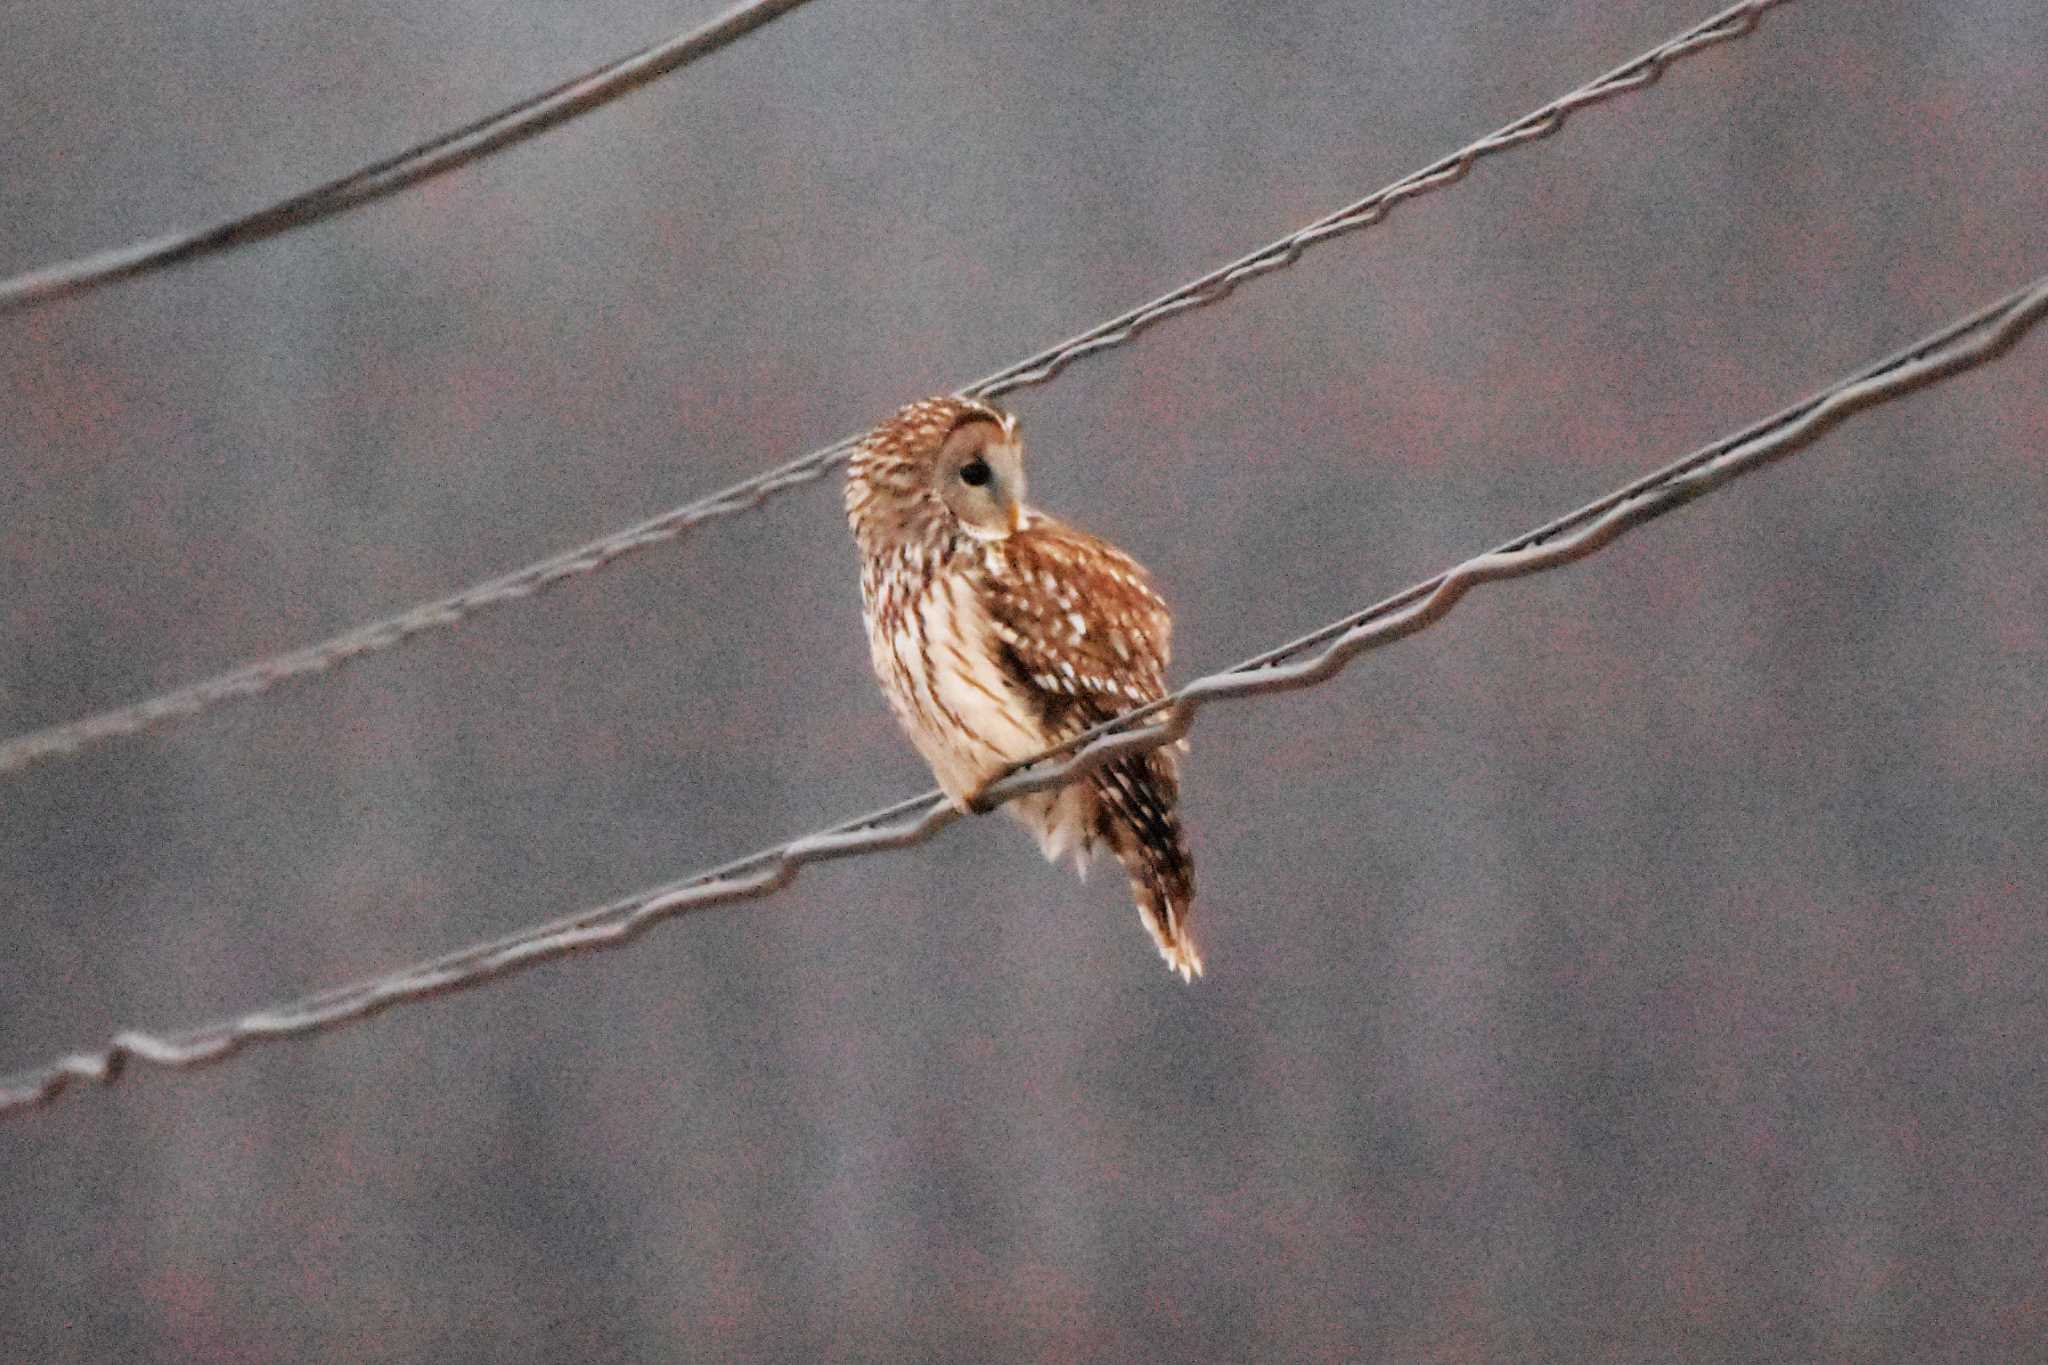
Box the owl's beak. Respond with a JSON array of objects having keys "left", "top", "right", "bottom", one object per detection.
[{"left": 1005, "top": 496, "right": 1024, "bottom": 533}]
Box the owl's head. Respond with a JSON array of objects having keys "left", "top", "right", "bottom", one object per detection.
[{"left": 847, "top": 396, "right": 1028, "bottom": 550}]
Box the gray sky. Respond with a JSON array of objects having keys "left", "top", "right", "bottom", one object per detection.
[{"left": 4, "top": 2, "right": 2046, "bottom": 1358}]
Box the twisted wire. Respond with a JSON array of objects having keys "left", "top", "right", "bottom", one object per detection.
[
  {"left": 5, "top": 270, "right": 2039, "bottom": 1121},
  {"left": 0, "top": 0, "right": 818, "bottom": 315},
  {"left": 0, "top": 0, "right": 1789, "bottom": 778}
]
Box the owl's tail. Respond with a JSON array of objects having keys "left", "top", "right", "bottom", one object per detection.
[
  {"left": 1092, "top": 756, "right": 1203, "bottom": 983},
  {"left": 1132, "top": 872, "right": 1204, "bottom": 983}
]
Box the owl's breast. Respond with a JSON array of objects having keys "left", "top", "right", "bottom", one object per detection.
[{"left": 866, "top": 557, "right": 1052, "bottom": 799}]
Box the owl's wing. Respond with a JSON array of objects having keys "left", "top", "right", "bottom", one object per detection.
[
  {"left": 983, "top": 520, "right": 1199, "bottom": 977},
  {"left": 982, "top": 521, "right": 1173, "bottom": 733}
]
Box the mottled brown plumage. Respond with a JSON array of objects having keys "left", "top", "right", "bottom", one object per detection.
[{"left": 845, "top": 395, "right": 1203, "bottom": 980}]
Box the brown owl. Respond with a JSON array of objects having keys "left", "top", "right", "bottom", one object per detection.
[{"left": 845, "top": 395, "right": 1202, "bottom": 980}]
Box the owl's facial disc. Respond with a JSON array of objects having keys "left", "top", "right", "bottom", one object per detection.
[{"left": 934, "top": 417, "right": 1026, "bottom": 539}]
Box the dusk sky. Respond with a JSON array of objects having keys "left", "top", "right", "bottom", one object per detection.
[{"left": 4, "top": 2, "right": 2045, "bottom": 1358}]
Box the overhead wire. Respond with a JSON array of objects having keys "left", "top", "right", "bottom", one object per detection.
[
  {"left": 0, "top": 0, "right": 1791, "bottom": 779},
  {"left": 3, "top": 269, "right": 2040, "bottom": 1120},
  {"left": 0, "top": 0, "right": 819, "bottom": 315}
]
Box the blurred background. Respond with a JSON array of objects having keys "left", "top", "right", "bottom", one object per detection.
[{"left": 4, "top": 1, "right": 2045, "bottom": 1358}]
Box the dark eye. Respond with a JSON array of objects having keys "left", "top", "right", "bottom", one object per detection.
[{"left": 959, "top": 458, "right": 993, "bottom": 488}]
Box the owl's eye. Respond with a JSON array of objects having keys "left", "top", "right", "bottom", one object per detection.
[{"left": 959, "top": 458, "right": 993, "bottom": 488}]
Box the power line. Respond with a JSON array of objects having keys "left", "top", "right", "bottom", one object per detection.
[
  {"left": 0, "top": 0, "right": 818, "bottom": 315},
  {"left": 0, "top": 0, "right": 1790, "bottom": 780},
  {"left": 5, "top": 270, "right": 2038, "bottom": 1122}
]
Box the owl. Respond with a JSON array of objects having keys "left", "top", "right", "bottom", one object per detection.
[{"left": 845, "top": 395, "right": 1202, "bottom": 980}]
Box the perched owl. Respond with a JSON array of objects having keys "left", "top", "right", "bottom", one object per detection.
[{"left": 845, "top": 395, "right": 1202, "bottom": 980}]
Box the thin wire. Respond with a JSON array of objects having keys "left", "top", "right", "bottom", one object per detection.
[
  {"left": 0, "top": 0, "right": 818, "bottom": 316},
  {"left": 0, "top": 0, "right": 1790, "bottom": 779},
  {"left": 5, "top": 271, "right": 2039, "bottom": 1121}
]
